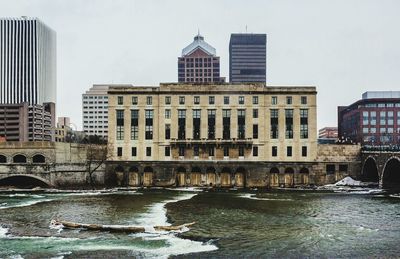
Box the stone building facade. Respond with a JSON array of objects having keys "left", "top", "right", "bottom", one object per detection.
[{"left": 106, "top": 83, "right": 360, "bottom": 188}]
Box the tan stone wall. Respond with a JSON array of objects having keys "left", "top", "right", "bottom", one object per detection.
[{"left": 108, "top": 84, "right": 318, "bottom": 163}]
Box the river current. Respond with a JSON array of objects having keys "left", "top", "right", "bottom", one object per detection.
[{"left": 0, "top": 188, "right": 399, "bottom": 258}]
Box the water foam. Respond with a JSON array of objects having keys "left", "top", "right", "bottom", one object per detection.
[
  {"left": 0, "top": 199, "right": 54, "bottom": 210},
  {"left": 238, "top": 193, "right": 293, "bottom": 201},
  {"left": 0, "top": 225, "right": 8, "bottom": 238}
]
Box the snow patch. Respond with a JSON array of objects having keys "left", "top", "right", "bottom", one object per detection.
[{"left": 0, "top": 225, "right": 8, "bottom": 238}]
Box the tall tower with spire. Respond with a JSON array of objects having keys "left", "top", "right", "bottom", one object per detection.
[{"left": 178, "top": 34, "right": 223, "bottom": 83}]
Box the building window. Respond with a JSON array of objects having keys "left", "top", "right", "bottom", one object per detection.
[
  {"left": 145, "top": 110, "right": 153, "bottom": 140},
  {"left": 208, "top": 109, "right": 216, "bottom": 139},
  {"left": 388, "top": 111, "right": 394, "bottom": 125},
  {"left": 363, "top": 111, "right": 369, "bottom": 125},
  {"left": 179, "top": 96, "right": 185, "bottom": 105},
  {"left": 223, "top": 146, "right": 229, "bottom": 157},
  {"left": 208, "top": 147, "right": 215, "bottom": 157},
  {"left": 252, "top": 96, "right": 259, "bottom": 105},
  {"left": 339, "top": 164, "right": 348, "bottom": 172},
  {"left": 287, "top": 146, "right": 292, "bottom": 157},
  {"left": 238, "top": 109, "right": 246, "bottom": 139},
  {"left": 286, "top": 96, "right": 292, "bottom": 105},
  {"left": 165, "top": 124, "right": 171, "bottom": 139},
  {"left": 178, "top": 109, "right": 186, "bottom": 139},
  {"left": 165, "top": 96, "right": 171, "bottom": 105},
  {"left": 193, "top": 145, "right": 200, "bottom": 156},
  {"left": 253, "top": 147, "right": 258, "bottom": 157},
  {"left": 118, "top": 96, "right": 123, "bottom": 105},
  {"left": 131, "top": 110, "right": 139, "bottom": 140},
  {"left": 146, "top": 96, "right": 152, "bottom": 105},
  {"left": 223, "top": 109, "right": 231, "bottom": 139},
  {"left": 165, "top": 146, "right": 170, "bottom": 157},
  {"left": 132, "top": 147, "right": 137, "bottom": 156},
  {"left": 224, "top": 96, "right": 230, "bottom": 105},
  {"left": 270, "top": 109, "right": 279, "bottom": 139},
  {"left": 272, "top": 146, "right": 277, "bottom": 157},
  {"left": 194, "top": 96, "right": 200, "bottom": 104},
  {"left": 300, "top": 109, "right": 308, "bottom": 139},
  {"left": 271, "top": 96, "right": 277, "bottom": 105},
  {"left": 209, "top": 96, "right": 215, "bottom": 105},
  {"left": 301, "top": 96, "right": 307, "bottom": 105},
  {"left": 193, "top": 109, "right": 201, "bottom": 140},
  {"left": 302, "top": 146, "right": 307, "bottom": 157},
  {"left": 117, "top": 147, "right": 122, "bottom": 157},
  {"left": 132, "top": 96, "right": 138, "bottom": 105},
  {"left": 380, "top": 111, "right": 386, "bottom": 125},
  {"left": 239, "top": 96, "right": 245, "bottom": 105},
  {"left": 285, "top": 109, "right": 294, "bottom": 139},
  {"left": 371, "top": 111, "right": 377, "bottom": 125},
  {"left": 253, "top": 109, "right": 258, "bottom": 118},
  {"left": 165, "top": 109, "right": 171, "bottom": 119},
  {"left": 363, "top": 127, "right": 369, "bottom": 134},
  {"left": 179, "top": 145, "right": 185, "bottom": 156},
  {"left": 116, "top": 110, "right": 124, "bottom": 140},
  {"left": 326, "top": 164, "right": 335, "bottom": 174},
  {"left": 146, "top": 147, "right": 151, "bottom": 157},
  {"left": 253, "top": 124, "right": 258, "bottom": 139},
  {"left": 239, "top": 146, "right": 245, "bottom": 157}
]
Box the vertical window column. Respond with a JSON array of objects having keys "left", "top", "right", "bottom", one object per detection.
[
  {"left": 223, "top": 109, "right": 231, "bottom": 139},
  {"left": 208, "top": 109, "right": 216, "bottom": 139},
  {"left": 193, "top": 109, "right": 201, "bottom": 139},
  {"left": 300, "top": 109, "right": 308, "bottom": 139},
  {"left": 238, "top": 109, "right": 246, "bottom": 139},
  {"left": 116, "top": 109, "right": 124, "bottom": 140},
  {"left": 178, "top": 109, "right": 186, "bottom": 139},
  {"left": 145, "top": 110, "right": 153, "bottom": 140},
  {"left": 270, "top": 109, "right": 279, "bottom": 139},
  {"left": 131, "top": 110, "right": 138, "bottom": 140},
  {"left": 285, "top": 109, "right": 293, "bottom": 139}
]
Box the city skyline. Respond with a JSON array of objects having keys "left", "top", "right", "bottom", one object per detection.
[{"left": 1, "top": 0, "right": 399, "bottom": 130}]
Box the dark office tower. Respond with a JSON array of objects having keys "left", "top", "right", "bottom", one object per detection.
[
  {"left": 0, "top": 17, "right": 56, "bottom": 105},
  {"left": 178, "top": 34, "right": 223, "bottom": 83},
  {"left": 229, "top": 34, "right": 267, "bottom": 83}
]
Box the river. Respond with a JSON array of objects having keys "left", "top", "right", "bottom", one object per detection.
[{"left": 0, "top": 188, "right": 399, "bottom": 258}]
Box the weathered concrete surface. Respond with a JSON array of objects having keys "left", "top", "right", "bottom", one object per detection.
[{"left": 0, "top": 142, "right": 105, "bottom": 187}]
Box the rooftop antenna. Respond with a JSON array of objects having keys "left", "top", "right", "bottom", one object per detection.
[
  {"left": 245, "top": 25, "right": 248, "bottom": 33},
  {"left": 198, "top": 28, "right": 200, "bottom": 36}
]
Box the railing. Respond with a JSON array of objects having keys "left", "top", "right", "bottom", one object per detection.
[
  {"left": 362, "top": 145, "right": 400, "bottom": 152},
  {"left": 169, "top": 138, "right": 253, "bottom": 145}
]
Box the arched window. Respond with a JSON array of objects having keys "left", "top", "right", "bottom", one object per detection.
[
  {"left": 0, "top": 155, "right": 6, "bottom": 163},
  {"left": 285, "top": 167, "right": 294, "bottom": 174},
  {"left": 13, "top": 154, "right": 27, "bottom": 163},
  {"left": 300, "top": 168, "right": 309, "bottom": 174},
  {"left": 32, "top": 154, "right": 46, "bottom": 163},
  {"left": 270, "top": 167, "right": 279, "bottom": 174}
]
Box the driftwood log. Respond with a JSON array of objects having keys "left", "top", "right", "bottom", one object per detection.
[{"left": 50, "top": 219, "right": 195, "bottom": 233}]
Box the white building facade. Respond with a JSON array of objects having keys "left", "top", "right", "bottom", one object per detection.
[
  {"left": 82, "top": 85, "right": 110, "bottom": 138},
  {"left": 0, "top": 17, "right": 56, "bottom": 105}
]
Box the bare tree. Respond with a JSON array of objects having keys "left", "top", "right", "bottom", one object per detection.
[{"left": 85, "top": 136, "right": 112, "bottom": 189}]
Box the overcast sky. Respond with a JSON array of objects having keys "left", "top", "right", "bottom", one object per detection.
[{"left": 1, "top": 0, "right": 399, "bottom": 130}]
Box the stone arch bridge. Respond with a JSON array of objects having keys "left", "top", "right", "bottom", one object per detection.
[{"left": 361, "top": 151, "right": 400, "bottom": 189}]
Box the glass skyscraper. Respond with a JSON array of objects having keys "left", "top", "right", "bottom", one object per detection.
[{"left": 229, "top": 33, "right": 266, "bottom": 84}]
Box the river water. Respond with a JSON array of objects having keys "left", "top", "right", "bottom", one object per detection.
[{"left": 0, "top": 188, "right": 399, "bottom": 258}]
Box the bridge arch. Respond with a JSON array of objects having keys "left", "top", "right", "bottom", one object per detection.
[
  {"left": 0, "top": 175, "right": 52, "bottom": 188},
  {"left": 382, "top": 157, "right": 400, "bottom": 190},
  {"left": 361, "top": 156, "right": 379, "bottom": 183},
  {"left": 0, "top": 154, "right": 7, "bottom": 163},
  {"left": 32, "top": 154, "right": 46, "bottom": 163},
  {"left": 13, "top": 154, "right": 27, "bottom": 163}
]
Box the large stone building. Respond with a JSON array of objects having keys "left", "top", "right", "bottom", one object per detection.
[
  {"left": 178, "top": 34, "right": 223, "bottom": 83},
  {"left": 338, "top": 91, "right": 400, "bottom": 145},
  {"left": 82, "top": 85, "right": 110, "bottom": 138},
  {"left": 104, "top": 83, "right": 362, "bottom": 188},
  {"left": 229, "top": 33, "right": 267, "bottom": 83}
]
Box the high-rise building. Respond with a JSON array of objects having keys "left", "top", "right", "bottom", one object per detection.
[
  {"left": 0, "top": 102, "right": 55, "bottom": 141},
  {"left": 229, "top": 33, "right": 267, "bottom": 84},
  {"left": 178, "top": 34, "right": 223, "bottom": 83},
  {"left": 0, "top": 17, "right": 56, "bottom": 105},
  {"left": 82, "top": 85, "right": 110, "bottom": 138},
  {"left": 338, "top": 91, "right": 400, "bottom": 145}
]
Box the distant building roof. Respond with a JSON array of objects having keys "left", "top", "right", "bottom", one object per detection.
[
  {"left": 362, "top": 91, "right": 400, "bottom": 99},
  {"left": 181, "top": 34, "right": 216, "bottom": 57}
]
